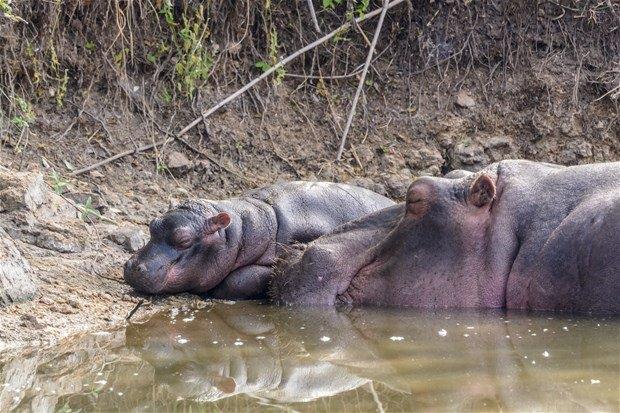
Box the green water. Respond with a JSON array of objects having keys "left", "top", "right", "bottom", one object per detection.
[{"left": 1, "top": 302, "right": 618, "bottom": 412}]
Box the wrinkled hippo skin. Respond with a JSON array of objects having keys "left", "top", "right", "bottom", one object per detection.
[
  {"left": 124, "top": 181, "right": 394, "bottom": 298},
  {"left": 273, "top": 161, "right": 620, "bottom": 314}
]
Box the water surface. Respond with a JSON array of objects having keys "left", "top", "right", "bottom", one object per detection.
[{"left": 1, "top": 301, "right": 618, "bottom": 412}]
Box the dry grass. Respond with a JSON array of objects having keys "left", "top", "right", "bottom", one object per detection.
[{"left": 0, "top": 0, "right": 617, "bottom": 142}]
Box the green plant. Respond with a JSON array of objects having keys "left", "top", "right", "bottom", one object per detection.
[
  {"left": 114, "top": 47, "right": 129, "bottom": 68},
  {"left": 159, "top": 0, "right": 175, "bottom": 27},
  {"left": 84, "top": 41, "right": 96, "bottom": 52},
  {"left": 0, "top": 0, "right": 25, "bottom": 22},
  {"left": 323, "top": 0, "right": 344, "bottom": 9},
  {"left": 56, "top": 404, "right": 81, "bottom": 413},
  {"left": 50, "top": 171, "right": 69, "bottom": 194},
  {"left": 10, "top": 96, "right": 35, "bottom": 129},
  {"left": 332, "top": 27, "right": 350, "bottom": 43},
  {"left": 159, "top": 3, "right": 213, "bottom": 97},
  {"left": 355, "top": 0, "right": 370, "bottom": 16},
  {"left": 156, "top": 161, "right": 169, "bottom": 174},
  {"left": 255, "top": 61, "right": 271, "bottom": 72},
  {"left": 160, "top": 88, "right": 173, "bottom": 104},
  {"left": 78, "top": 197, "right": 99, "bottom": 222},
  {"left": 56, "top": 69, "right": 68, "bottom": 107},
  {"left": 174, "top": 13, "right": 213, "bottom": 96},
  {"left": 267, "top": 27, "right": 285, "bottom": 84}
]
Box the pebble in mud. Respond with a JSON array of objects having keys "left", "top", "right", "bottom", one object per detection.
[
  {"left": 107, "top": 227, "right": 147, "bottom": 253},
  {"left": 455, "top": 90, "right": 476, "bottom": 108}
]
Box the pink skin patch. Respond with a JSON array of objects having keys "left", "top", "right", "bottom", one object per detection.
[{"left": 163, "top": 263, "right": 184, "bottom": 291}]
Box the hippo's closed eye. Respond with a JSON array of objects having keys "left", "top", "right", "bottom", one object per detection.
[{"left": 171, "top": 228, "right": 195, "bottom": 249}]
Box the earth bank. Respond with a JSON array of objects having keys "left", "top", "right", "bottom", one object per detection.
[{"left": 0, "top": 0, "right": 618, "bottom": 356}]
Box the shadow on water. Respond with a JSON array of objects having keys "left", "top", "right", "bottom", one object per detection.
[{"left": 1, "top": 301, "right": 618, "bottom": 412}]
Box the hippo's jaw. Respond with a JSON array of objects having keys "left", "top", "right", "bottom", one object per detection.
[{"left": 335, "top": 258, "right": 386, "bottom": 307}]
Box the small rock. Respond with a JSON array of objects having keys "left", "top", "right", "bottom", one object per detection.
[
  {"left": 573, "top": 141, "right": 593, "bottom": 158},
  {"left": 355, "top": 146, "right": 375, "bottom": 165},
  {"left": 107, "top": 226, "right": 147, "bottom": 252},
  {"left": 20, "top": 314, "right": 44, "bottom": 329},
  {"left": 482, "top": 136, "right": 512, "bottom": 149},
  {"left": 39, "top": 297, "right": 54, "bottom": 305},
  {"left": 559, "top": 142, "right": 593, "bottom": 164},
  {"left": 52, "top": 304, "right": 77, "bottom": 315},
  {"left": 166, "top": 151, "right": 193, "bottom": 176},
  {"left": 195, "top": 160, "right": 212, "bottom": 176},
  {"left": 35, "top": 231, "right": 82, "bottom": 253},
  {"left": 67, "top": 298, "right": 83, "bottom": 309},
  {"left": 560, "top": 117, "right": 583, "bottom": 138},
  {"left": 0, "top": 167, "right": 47, "bottom": 212},
  {"left": 0, "top": 228, "right": 37, "bottom": 306},
  {"left": 419, "top": 165, "right": 442, "bottom": 176},
  {"left": 89, "top": 170, "right": 105, "bottom": 179},
  {"left": 384, "top": 174, "right": 411, "bottom": 199},
  {"left": 381, "top": 154, "right": 407, "bottom": 170},
  {"left": 450, "top": 141, "right": 489, "bottom": 171},
  {"left": 407, "top": 147, "right": 444, "bottom": 171},
  {"left": 482, "top": 136, "right": 515, "bottom": 162},
  {"left": 455, "top": 90, "right": 476, "bottom": 108}
]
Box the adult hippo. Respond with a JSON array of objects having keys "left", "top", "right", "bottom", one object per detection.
[
  {"left": 124, "top": 181, "right": 393, "bottom": 298},
  {"left": 272, "top": 161, "right": 620, "bottom": 314}
]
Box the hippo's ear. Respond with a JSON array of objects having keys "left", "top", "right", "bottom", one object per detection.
[
  {"left": 468, "top": 174, "right": 496, "bottom": 208},
  {"left": 204, "top": 212, "right": 231, "bottom": 235}
]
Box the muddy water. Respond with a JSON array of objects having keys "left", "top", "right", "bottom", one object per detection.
[{"left": 1, "top": 302, "right": 618, "bottom": 412}]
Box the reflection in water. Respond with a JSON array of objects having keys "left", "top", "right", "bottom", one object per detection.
[{"left": 1, "top": 302, "right": 618, "bottom": 412}]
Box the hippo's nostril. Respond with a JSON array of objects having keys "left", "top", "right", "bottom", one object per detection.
[{"left": 137, "top": 263, "right": 148, "bottom": 274}]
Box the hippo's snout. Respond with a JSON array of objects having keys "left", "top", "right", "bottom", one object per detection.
[{"left": 123, "top": 253, "right": 168, "bottom": 294}]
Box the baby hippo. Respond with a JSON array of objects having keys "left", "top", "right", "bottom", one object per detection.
[{"left": 123, "top": 181, "right": 394, "bottom": 299}]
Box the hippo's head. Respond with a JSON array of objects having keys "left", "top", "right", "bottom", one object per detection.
[
  {"left": 342, "top": 172, "right": 499, "bottom": 307},
  {"left": 273, "top": 171, "right": 499, "bottom": 307},
  {"left": 123, "top": 202, "right": 231, "bottom": 294}
]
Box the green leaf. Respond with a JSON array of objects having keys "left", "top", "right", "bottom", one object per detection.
[{"left": 255, "top": 61, "right": 271, "bottom": 72}]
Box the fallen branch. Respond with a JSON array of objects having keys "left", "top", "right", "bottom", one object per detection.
[
  {"left": 335, "top": 0, "right": 390, "bottom": 161},
  {"left": 307, "top": 0, "right": 321, "bottom": 33},
  {"left": 69, "top": 0, "right": 406, "bottom": 176},
  {"left": 69, "top": 138, "right": 173, "bottom": 176},
  {"left": 175, "top": 0, "right": 405, "bottom": 138}
]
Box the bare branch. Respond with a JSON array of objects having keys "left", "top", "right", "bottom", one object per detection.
[
  {"left": 336, "top": 0, "right": 391, "bottom": 161},
  {"left": 307, "top": 0, "right": 321, "bottom": 33}
]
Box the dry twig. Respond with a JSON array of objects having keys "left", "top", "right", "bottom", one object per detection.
[
  {"left": 335, "top": 0, "right": 390, "bottom": 161},
  {"left": 306, "top": 0, "right": 321, "bottom": 33}
]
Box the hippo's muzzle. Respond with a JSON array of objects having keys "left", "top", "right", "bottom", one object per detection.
[{"left": 123, "top": 242, "right": 184, "bottom": 294}]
